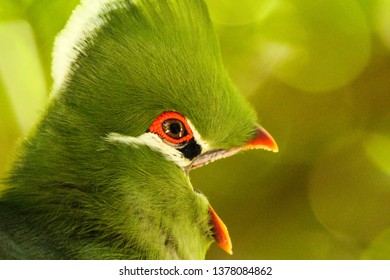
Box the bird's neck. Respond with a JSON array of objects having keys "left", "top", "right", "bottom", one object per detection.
[{"left": 2, "top": 170, "right": 213, "bottom": 259}]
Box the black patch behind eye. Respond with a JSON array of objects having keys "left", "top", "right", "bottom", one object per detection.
[{"left": 178, "top": 138, "right": 202, "bottom": 160}]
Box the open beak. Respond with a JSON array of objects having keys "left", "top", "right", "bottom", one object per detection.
[{"left": 190, "top": 125, "right": 278, "bottom": 254}]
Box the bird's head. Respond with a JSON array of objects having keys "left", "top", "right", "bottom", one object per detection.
[
  {"left": 52, "top": 0, "right": 278, "bottom": 165},
  {"left": 33, "top": 0, "right": 278, "bottom": 258}
]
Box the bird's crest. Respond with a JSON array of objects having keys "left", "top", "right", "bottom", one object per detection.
[{"left": 52, "top": 0, "right": 215, "bottom": 94}]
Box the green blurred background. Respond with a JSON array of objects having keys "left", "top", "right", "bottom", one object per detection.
[{"left": 1, "top": 0, "right": 390, "bottom": 260}]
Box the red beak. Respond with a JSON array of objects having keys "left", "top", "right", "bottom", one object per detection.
[
  {"left": 209, "top": 205, "right": 232, "bottom": 255},
  {"left": 244, "top": 125, "right": 278, "bottom": 152},
  {"left": 206, "top": 125, "right": 277, "bottom": 255}
]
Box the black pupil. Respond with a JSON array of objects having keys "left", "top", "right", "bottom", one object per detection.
[
  {"left": 162, "top": 119, "right": 187, "bottom": 139},
  {"left": 170, "top": 122, "right": 182, "bottom": 134}
]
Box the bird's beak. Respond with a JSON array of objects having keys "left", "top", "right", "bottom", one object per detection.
[
  {"left": 189, "top": 125, "right": 278, "bottom": 170},
  {"left": 244, "top": 125, "right": 279, "bottom": 152},
  {"left": 194, "top": 126, "right": 278, "bottom": 255}
]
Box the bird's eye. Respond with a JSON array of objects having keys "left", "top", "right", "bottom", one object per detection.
[
  {"left": 162, "top": 119, "right": 187, "bottom": 139},
  {"left": 149, "top": 111, "right": 193, "bottom": 145}
]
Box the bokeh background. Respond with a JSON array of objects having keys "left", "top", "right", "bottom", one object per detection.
[{"left": 1, "top": 0, "right": 389, "bottom": 259}]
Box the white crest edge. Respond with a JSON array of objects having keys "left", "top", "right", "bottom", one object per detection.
[{"left": 51, "top": 0, "right": 132, "bottom": 94}]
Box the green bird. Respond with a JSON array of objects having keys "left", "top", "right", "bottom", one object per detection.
[{"left": 0, "top": 0, "right": 278, "bottom": 259}]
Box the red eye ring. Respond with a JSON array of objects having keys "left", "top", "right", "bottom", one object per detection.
[{"left": 149, "top": 111, "right": 194, "bottom": 145}]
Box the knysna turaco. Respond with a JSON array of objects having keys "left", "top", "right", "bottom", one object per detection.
[{"left": 0, "top": 0, "right": 278, "bottom": 259}]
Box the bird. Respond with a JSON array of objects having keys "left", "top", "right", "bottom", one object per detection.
[{"left": 0, "top": 0, "right": 278, "bottom": 259}]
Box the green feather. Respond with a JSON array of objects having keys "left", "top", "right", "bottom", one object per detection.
[{"left": 0, "top": 0, "right": 263, "bottom": 259}]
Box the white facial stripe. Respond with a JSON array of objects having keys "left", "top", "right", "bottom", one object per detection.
[
  {"left": 106, "top": 118, "right": 211, "bottom": 169},
  {"left": 107, "top": 132, "right": 192, "bottom": 168},
  {"left": 52, "top": 0, "right": 134, "bottom": 93}
]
